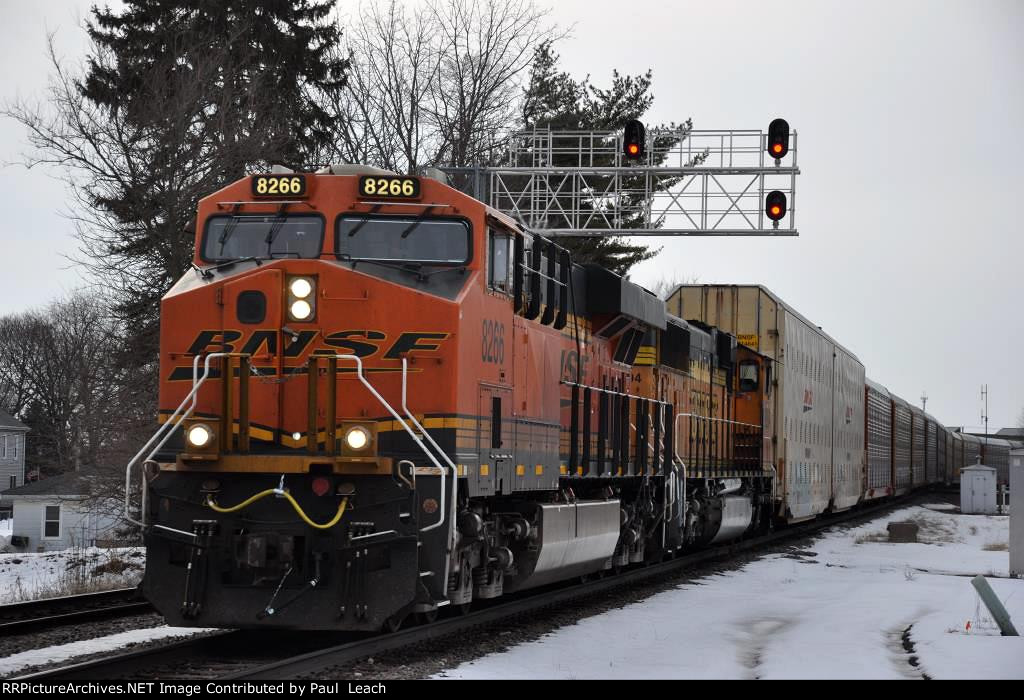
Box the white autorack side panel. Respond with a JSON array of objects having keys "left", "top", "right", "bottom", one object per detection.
[
  {"left": 831, "top": 347, "right": 865, "bottom": 511},
  {"left": 911, "top": 407, "right": 926, "bottom": 486},
  {"left": 780, "top": 310, "right": 834, "bottom": 521},
  {"left": 865, "top": 379, "right": 892, "bottom": 498}
]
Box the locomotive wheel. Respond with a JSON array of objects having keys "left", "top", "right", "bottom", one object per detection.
[
  {"left": 455, "top": 601, "right": 472, "bottom": 616},
  {"left": 382, "top": 612, "right": 407, "bottom": 633},
  {"left": 416, "top": 609, "right": 439, "bottom": 625}
]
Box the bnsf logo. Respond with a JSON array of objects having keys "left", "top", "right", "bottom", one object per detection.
[{"left": 184, "top": 329, "right": 448, "bottom": 360}]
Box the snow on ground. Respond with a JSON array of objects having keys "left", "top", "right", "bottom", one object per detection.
[
  {"left": 436, "top": 503, "right": 1023, "bottom": 680},
  {"left": 0, "top": 547, "right": 145, "bottom": 603},
  {"left": 0, "top": 626, "right": 217, "bottom": 677}
]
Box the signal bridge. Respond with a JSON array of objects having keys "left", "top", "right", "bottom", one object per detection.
[{"left": 441, "top": 121, "right": 799, "bottom": 237}]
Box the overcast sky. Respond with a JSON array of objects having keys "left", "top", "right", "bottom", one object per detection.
[{"left": 0, "top": 0, "right": 1021, "bottom": 431}]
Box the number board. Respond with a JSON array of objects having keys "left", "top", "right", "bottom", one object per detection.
[
  {"left": 358, "top": 175, "right": 421, "bottom": 200},
  {"left": 252, "top": 174, "right": 307, "bottom": 198}
]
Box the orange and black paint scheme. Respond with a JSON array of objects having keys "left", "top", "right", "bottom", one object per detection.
[{"left": 142, "top": 167, "right": 775, "bottom": 631}]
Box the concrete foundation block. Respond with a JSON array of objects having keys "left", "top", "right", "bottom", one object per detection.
[{"left": 887, "top": 521, "right": 919, "bottom": 543}]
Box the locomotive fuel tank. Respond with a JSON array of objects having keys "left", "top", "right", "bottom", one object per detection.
[{"left": 503, "top": 499, "right": 622, "bottom": 592}]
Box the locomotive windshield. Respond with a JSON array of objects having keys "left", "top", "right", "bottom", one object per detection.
[
  {"left": 335, "top": 215, "right": 470, "bottom": 265},
  {"left": 202, "top": 214, "right": 324, "bottom": 262}
]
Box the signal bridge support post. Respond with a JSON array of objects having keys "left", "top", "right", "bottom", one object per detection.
[{"left": 1012, "top": 461, "right": 1023, "bottom": 578}]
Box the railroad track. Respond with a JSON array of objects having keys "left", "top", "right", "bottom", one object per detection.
[
  {"left": 0, "top": 588, "right": 152, "bottom": 636},
  {"left": 15, "top": 491, "right": 941, "bottom": 681}
]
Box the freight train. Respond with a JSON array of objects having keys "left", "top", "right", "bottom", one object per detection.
[{"left": 128, "top": 165, "right": 973, "bottom": 632}]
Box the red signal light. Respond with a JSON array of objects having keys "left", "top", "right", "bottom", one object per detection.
[
  {"left": 312, "top": 477, "right": 331, "bottom": 497},
  {"left": 623, "top": 119, "right": 646, "bottom": 161},
  {"left": 767, "top": 118, "right": 790, "bottom": 160},
  {"left": 765, "top": 190, "right": 787, "bottom": 222}
]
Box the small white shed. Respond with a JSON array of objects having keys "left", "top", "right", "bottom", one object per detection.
[
  {"left": 961, "top": 462, "right": 998, "bottom": 515},
  {"left": 1, "top": 471, "right": 122, "bottom": 552}
]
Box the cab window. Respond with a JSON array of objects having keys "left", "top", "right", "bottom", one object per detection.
[
  {"left": 202, "top": 214, "right": 324, "bottom": 262},
  {"left": 335, "top": 215, "right": 470, "bottom": 265},
  {"left": 739, "top": 361, "right": 759, "bottom": 392},
  {"left": 488, "top": 228, "right": 513, "bottom": 293}
]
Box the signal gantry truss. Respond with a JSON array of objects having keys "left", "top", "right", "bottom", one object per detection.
[{"left": 442, "top": 127, "right": 799, "bottom": 237}]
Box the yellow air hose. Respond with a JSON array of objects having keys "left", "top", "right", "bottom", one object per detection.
[{"left": 206, "top": 488, "right": 348, "bottom": 530}]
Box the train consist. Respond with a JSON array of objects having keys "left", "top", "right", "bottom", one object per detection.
[
  {"left": 130, "top": 165, "right": 985, "bottom": 632},
  {"left": 668, "top": 286, "right": 1013, "bottom": 506}
]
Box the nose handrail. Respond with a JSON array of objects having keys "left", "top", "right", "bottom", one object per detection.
[
  {"left": 318, "top": 354, "right": 452, "bottom": 533},
  {"left": 400, "top": 357, "right": 457, "bottom": 533},
  {"left": 124, "top": 352, "right": 235, "bottom": 538},
  {"left": 129, "top": 352, "right": 456, "bottom": 537}
]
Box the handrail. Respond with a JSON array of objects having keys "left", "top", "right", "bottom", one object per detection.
[
  {"left": 128, "top": 352, "right": 456, "bottom": 538},
  {"left": 325, "top": 355, "right": 451, "bottom": 533},
  {"left": 400, "top": 358, "right": 456, "bottom": 533},
  {"left": 673, "top": 411, "right": 764, "bottom": 476},
  {"left": 124, "top": 352, "right": 231, "bottom": 538},
  {"left": 673, "top": 412, "right": 762, "bottom": 429}
]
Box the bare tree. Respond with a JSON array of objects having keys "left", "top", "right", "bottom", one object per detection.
[
  {"left": 335, "top": 1, "right": 443, "bottom": 172},
  {"left": 332, "top": 0, "right": 558, "bottom": 172},
  {"left": 648, "top": 274, "right": 702, "bottom": 300},
  {"left": 428, "top": 0, "right": 559, "bottom": 167},
  {"left": 0, "top": 294, "right": 140, "bottom": 480}
]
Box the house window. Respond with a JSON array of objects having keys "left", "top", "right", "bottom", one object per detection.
[
  {"left": 1, "top": 434, "right": 6, "bottom": 458},
  {"left": 44, "top": 505, "right": 61, "bottom": 538},
  {"left": 8, "top": 475, "right": 14, "bottom": 489}
]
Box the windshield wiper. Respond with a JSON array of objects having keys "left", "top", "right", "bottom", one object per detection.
[
  {"left": 346, "top": 204, "right": 383, "bottom": 237},
  {"left": 350, "top": 259, "right": 430, "bottom": 281},
  {"left": 217, "top": 215, "right": 244, "bottom": 255},
  {"left": 264, "top": 204, "right": 291, "bottom": 255},
  {"left": 399, "top": 206, "right": 436, "bottom": 239},
  {"left": 205, "top": 256, "right": 265, "bottom": 274}
]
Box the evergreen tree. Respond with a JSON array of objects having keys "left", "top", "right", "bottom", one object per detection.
[
  {"left": 520, "top": 42, "right": 701, "bottom": 276},
  {"left": 9, "top": 1, "right": 350, "bottom": 374}
]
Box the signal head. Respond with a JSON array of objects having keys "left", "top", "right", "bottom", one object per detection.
[
  {"left": 623, "top": 119, "right": 646, "bottom": 161},
  {"left": 765, "top": 190, "right": 787, "bottom": 221},
  {"left": 767, "top": 118, "right": 790, "bottom": 160}
]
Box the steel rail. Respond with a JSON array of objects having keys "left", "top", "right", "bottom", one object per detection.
[
  {"left": 0, "top": 588, "right": 151, "bottom": 636},
  {"left": 11, "top": 631, "right": 241, "bottom": 681},
  {"left": 225, "top": 490, "right": 934, "bottom": 680},
  {"left": 17, "top": 491, "right": 935, "bottom": 681}
]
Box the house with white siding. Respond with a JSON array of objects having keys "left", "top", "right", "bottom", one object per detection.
[
  {"left": 0, "top": 408, "right": 29, "bottom": 518},
  {"left": 2, "top": 470, "right": 122, "bottom": 552}
]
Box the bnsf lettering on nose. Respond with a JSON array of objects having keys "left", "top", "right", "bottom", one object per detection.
[{"left": 185, "top": 329, "right": 448, "bottom": 358}]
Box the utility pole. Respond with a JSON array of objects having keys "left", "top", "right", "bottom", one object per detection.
[{"left": 981, "top": 384, "right": 989, "bottom": 446}]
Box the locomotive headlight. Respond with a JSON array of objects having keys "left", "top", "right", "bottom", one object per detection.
[
  {"left": 290, "top": 278, "right": 313, "bottom": 299},
  {"left": 286, "top": 276, "right": 316, "bottom": 321},
  {"left": 344, "top": 426, "right": 370, "bottom": 451},
  {"left": 187, "top": 424, "right": 213, "bottom": 448},
  {"left": 289, "top": 299, "right": 313, "bottom": 320}
]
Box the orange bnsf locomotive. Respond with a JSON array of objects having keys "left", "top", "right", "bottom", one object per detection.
[{"left": 133, "top": 165, "right": 776, "bottom": 631}]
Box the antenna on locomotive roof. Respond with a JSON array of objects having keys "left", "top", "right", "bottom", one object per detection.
[{"left": 921, "top": 392, "right": 928, "bottom": 411}]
